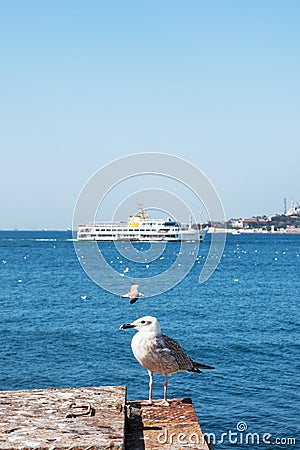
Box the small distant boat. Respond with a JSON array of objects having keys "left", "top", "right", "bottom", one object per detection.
[
  {"left": 77, "top": 204, "right": 207, "bottom": 242},
  {"left": 232, "top": 229, "right": 241, "bottom": 235}
]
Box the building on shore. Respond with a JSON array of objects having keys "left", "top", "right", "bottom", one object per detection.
[{"left": 285, "top": 200, "right": 300, "bottom": 216}]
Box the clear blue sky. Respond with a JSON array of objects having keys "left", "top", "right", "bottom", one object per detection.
[{"left": 0, "top": 0, "right": 299, "bottom": 228}]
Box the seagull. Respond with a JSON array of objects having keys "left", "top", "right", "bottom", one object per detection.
[
  {"left": 120, "top": 315, "right": 214, "bottom": 406},
  {"left": 121, "top": 283, "right": 144, "bottom": 304}
]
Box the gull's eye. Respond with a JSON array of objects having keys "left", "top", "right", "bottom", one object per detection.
[{"left": 141, "top": 320, "right": 146, "bottom": 324}]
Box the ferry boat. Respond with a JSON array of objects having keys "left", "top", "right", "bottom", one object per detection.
[{"left": 77, "top": 205, "right": 206, "bottom": 242}]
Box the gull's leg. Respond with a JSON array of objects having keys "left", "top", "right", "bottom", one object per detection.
[
  {"left": 158, "top": 375, "right": 170, "bottom": 406},
  {"left": 148, "top": 370, "right": 154, "bottom": 405}
]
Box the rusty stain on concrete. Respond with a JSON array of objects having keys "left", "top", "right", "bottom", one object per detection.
[{"left": 125, "top": 398, "right": 211, "bottom": 450}]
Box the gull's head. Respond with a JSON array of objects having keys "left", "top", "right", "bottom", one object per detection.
[{"left": 120, "top": 316, "right": 161, "bottom": 334}]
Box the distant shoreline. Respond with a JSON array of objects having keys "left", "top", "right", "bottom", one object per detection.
[
  {"left": 0, "top": 228, "right": 299, "bottom": 235},
  {"left": 208, "top": 227, "right": 300, "bottom": 235}
]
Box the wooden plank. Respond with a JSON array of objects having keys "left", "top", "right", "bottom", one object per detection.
[
  {"left": 125, "top": 398, "right": 211, "bottom": 450},
  {"left": 0, "top": 386, "right": 126, "bottom": 449}
]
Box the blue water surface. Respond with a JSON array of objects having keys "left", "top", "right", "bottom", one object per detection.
[{"left": 0, "top": 231, "right": 299, "bottom": 449}]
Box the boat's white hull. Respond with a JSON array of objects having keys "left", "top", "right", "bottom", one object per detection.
[{"left": 77, "top": 230, "right": 206, "bottom": 242}]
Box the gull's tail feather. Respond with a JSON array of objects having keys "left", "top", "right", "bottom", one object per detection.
[{"left": 190, "top": 361, "right": 215, "bottom": 373}]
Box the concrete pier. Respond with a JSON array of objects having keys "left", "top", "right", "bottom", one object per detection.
[
  {"left": 0, "top": 386, "right": 211, "bottom": 449},
  {"left": 125, "top": 398, "right": 210, "bottom": 449}
]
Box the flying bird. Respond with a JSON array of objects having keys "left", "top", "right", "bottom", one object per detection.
[
  {"left": 120, "top": 315, "right": 214, "bottom": 406},
  {"left": 121, "top": 283, "right": 144, "bottom": 304}
]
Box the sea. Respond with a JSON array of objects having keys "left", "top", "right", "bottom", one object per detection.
[{"left": 0, "top": 230, "right": 299, "bottom": 449}]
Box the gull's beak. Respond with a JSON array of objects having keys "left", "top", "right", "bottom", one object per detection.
[{"left": 119, "top": 322, "right": 135, "bottom": 330}]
